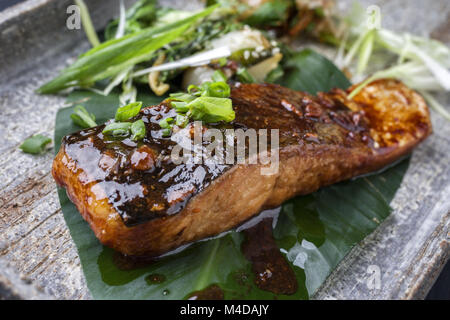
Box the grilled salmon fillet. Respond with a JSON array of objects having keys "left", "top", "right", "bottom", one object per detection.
[{"left": 52, "top": 79, "right": 431, "bottom": 257}]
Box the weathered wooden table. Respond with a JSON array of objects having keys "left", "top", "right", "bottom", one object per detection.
[{"left": 0, "top": 0, "right": 448, "bottom": 299}]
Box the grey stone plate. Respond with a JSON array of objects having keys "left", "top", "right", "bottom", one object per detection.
[{"left": 0, "top": 0, "right": 448, "bottom": 299}]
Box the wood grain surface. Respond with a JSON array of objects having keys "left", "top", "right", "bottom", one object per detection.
[{"left": 0, "top": 0, "right": 448, "bottom": 299}]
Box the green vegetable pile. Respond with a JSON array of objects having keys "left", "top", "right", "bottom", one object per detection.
[
  {"left": 159, "top": 70, "right": 234, "bottom": 136},
  {"left": 102, "top": 101, "right": 146, "bottom": 141}
]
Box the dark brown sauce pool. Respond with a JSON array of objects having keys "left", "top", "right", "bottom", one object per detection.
[
  {"left": 241, "top": 218, "right": 298, "bottom": 295},
  {"left": 112, "top": 252, "right": 156, "bottom": 271},
  {"left": 187, "top": 284, "right": 224, "bottom": 300},
  {"left": 110, "top": 214, "right": 297, "bottom": 297}
]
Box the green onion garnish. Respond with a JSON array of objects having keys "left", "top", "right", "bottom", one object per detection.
[
  {"left": 171, "top": 101, "right": 189, "bottom": 113},
  {"left": 130, "top": 119, "right": 146, "bottom": 141},
  {"left": 202, "top": 81, "right": 230, "bottom": 98},
  {"left": 159, "top": 117, "right": 174, "bottom": 129},
  {"left": 20, "top": 134, "right": 52, "bottom": 154},
  {"left": 160, "top": 71, "right": 235, "bottom": 135},
  {"left": 188, "top": 96, "right": 234, "bottom": 123},
  {"left": 102, "top": 122, "right": 132, "bottom": 137},
  {"left": 162, "top": 128, "right": 172, "bottom": 137},
  {"left": 175, "top": 114, "right": 189, "bottom": 128},
  {"left": 169, "top": 93, "right": 196, "bottom": 103},
  {"left": 115, "top": 101, "right": 143, "bottom": 121},
  {"left": 70, "top": 105, "right": 97, "bottom": 128},
  {"left": 211, "top": 69, "right": 228, "bottom": 83}
]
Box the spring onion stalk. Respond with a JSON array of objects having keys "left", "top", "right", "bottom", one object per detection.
[
  {"left": 356, "top": 29, "right": 375, "bottom": 75},
  {"left": 115, "top": 0, "right": 127, "bottom": 39},
  {"left": 376, "top": 29, "right": 450, "bottom": 91},
  {"left": 343, "top": 28, "right": 368, "bottom": 68},
  {"left": 74, "top": 0, "right": 100, "bottom": 47},
  {"left": 119, "top": 72, "right": 137, "bottom": 106},
  {"left": 348, "top": 61, "right": 444, "bottom": 99},
  {"left": 341, "top": 5, "right": 450, "bottom": 121},
  {"left": 131, "top": 46, "right": 231, "bottom": 78},
  {"left": 334, "top": 30, "right": 349, "bottom": 68},
  {"left": 70, "top": 105, "right": 97, "bottom": 128},
  {"left": 38, "top": 5, "right": 219, "bottom": 94}
]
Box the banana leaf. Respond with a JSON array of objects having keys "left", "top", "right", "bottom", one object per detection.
[{"left": 53, "top": 49, "right": 409, "bottom": 299}]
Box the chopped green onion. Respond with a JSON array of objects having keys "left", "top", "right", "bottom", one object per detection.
[
  {"left": 169, "top": 92, "right": 196, "bottom": 103},
  {"left": 187, "top": 84, "right": 202, "bottom": 95},
  {"left": 162, "top": 128, "right": 172, "bottom": 137},
  {"left": 212, "top": 69, "right": 228, "bottom": 83},
  {"left": 161, "top": 67, "right": 235, "bottom": 136},
  {"left": 202, "top": 81, "right": 230, "bottom": 98},
  {"left": 171, "top": 101, "right": 189, "bottom": 112},
  {"left": 159, "top": 117, "right": 174, "bottom": 129},
  {"left": 188, "top": 96, "right": 235, "bottom": 123},
  {"left": 20, "top": 134, "right": 52, "bottom": 154},
  {"left": 131, "top": 119, "right": 146, "bottom": 141},
  {"left": 236, "top": 68, "right": 257, "bottom": 83},
  {"left": 70, "top": 105, "right": 97, "bottom": 128},
  {"left": 102, "top": 122, "right": 132, "bottom": 137},
  {"left": 175, "top": 114, "right": 189, "bottom": 128},
  {"left": 115, "top": 101, "right": 143, "bottom": 121}
]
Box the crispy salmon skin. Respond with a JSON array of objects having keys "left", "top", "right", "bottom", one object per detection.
[{"left": 52, "top": 79, "right": 431, "bottom": 257}]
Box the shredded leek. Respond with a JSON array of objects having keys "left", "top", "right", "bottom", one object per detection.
[{"left": 342, "top": 4, "right": 450, "bottom": 121}]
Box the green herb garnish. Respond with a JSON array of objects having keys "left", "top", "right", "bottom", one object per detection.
[
  {"left": 211, "top": 69, "right": 227, "bottom": 82},
  {"left": 70, "top": 105, "right": 97, "bottom": 128},
  {"left": 130, "top": 119, "right": 146, "bottom": 141},
  {"left": 102, "top": 122, "right": 132, "bottom": 137},
  {"left": 115, "top": 101, "right": 143, "bottom": 121},
  {"left": 159, "top": 117, "right": 174, "bottom": 129},
  {"left": 171, "top": 101, "right": 189, "bottom": 112},
  {"left": 159, "top": 70, "right": 235, "bottom": 135},
  {"left": 236, "top": 67, "right": 257, "bottom": 83},
  {"left": 188, "top": 96, "right": 234, "bottom": 123},
  {"left": 20, "top": 134, "right": 52, "bottom": 154},
  {"left": 162, "top": 128, "right": 172, "bottom": 137},
  {"left": 202, "top": 81, "right": 230, "bottom": 98},
  {"left": 175, "top": 114, "right": 189, "bottom": 128}
]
